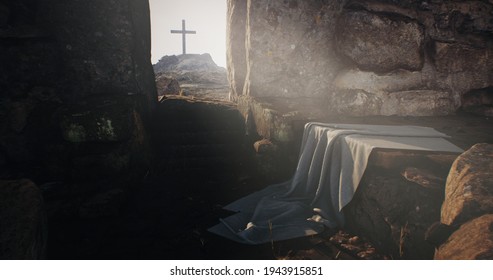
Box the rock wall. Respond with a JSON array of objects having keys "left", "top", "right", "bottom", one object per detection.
[
  {"left": 0, "top": 0, "right": 156, "bottom": 224},
  {"left": 228, "top": 0, "right": 493, "bottom": 117}
]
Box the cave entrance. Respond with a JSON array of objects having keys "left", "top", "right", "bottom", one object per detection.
[{"left": 149, "top": 0, "right": 229, "bottom": 101}]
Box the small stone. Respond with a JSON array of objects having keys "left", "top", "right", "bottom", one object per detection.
[
  {"left": 253, "top": 139, "right": 278, "bottom": 154},
  {"left": 401, "top": 167, "right": 445, "bottom": 191},
  {"left": 348, "top": 236, "right": 360, "bottom": 245}
]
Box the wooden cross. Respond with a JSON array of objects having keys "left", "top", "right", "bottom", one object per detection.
[{"left": 170, "top": 19, "right": 196, "bottom": 55}]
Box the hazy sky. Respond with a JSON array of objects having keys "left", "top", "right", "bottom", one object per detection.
[{"left": 149, "top": 0, "right": 227, "bottom": 67}]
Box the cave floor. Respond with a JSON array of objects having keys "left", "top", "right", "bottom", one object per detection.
[
  {"left": 46, "top": 96, "right": 493, "bottom": 260},
  {"left": 47, "top": 169, "right": 362, "bottom": 260}
]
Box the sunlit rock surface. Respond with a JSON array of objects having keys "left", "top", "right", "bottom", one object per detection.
[
  {"left": 435, "top": 214, "right": 493, "bottom": 260},
  {"left": 155, "top": 75, "right": 181, "bottom": 96},
  {"left": 241, "top": 0, "right": 344, "bottom": 99},
  {"left": 441, "top": 143, "right": 493, "bottom": 227},
  {"left": 335, "top": 10, "right": 424, "bottom": 72},
  {"left": 229, "top": 0, "right": 493, "bottom": 121}
]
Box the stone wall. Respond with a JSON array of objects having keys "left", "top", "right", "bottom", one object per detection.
[
  {"left": 228, "top": 0, "right": 493, "bottom": 118},
  {"left": 0, "top": 0, "right": 156, "bottom": 221}
]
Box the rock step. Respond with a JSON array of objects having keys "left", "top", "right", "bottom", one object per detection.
[
  {"left": 156, "top": 156, "right": 240, "bottom": 172},
  {"left": 156, "top": 108, "right": 241, "bottom": 120},
  {"left": 156, "top": 143, "right": 243, "bottom": 158},
  {"left": 156, "top": 130, "right": 244, "bottom": 145},
  {"left": 156, "top": 119, "right": 244, "bottom": 132},
  {"left": 157, "top": 101, "right": 240, "bottom": 120},
  {"left": 153, "top": 97, "right": 247, "bottom": 173}
]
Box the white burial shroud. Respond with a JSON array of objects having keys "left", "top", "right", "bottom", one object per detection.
[{"left": 209, "top": 123, "right": 463, "bottom": 244}]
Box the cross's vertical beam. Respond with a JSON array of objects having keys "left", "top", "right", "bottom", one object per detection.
[
  {"left": 181, "top": 20, "right": 187, "bottom": 54},
  {"left": 171, "top": 19, "right": 197, "bottom": 55}
]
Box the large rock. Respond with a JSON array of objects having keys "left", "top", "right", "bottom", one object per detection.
[
  {"left": 0, "top": 179, "right": 47, "bottom": 259},
  {"left": 434, "top": 42, "right": 491, "bottom": 74},
  {"left": 435, "top": 214, "right": 493, "bottom": 260},
  {"left": 243, "top": 0, "right": 343, "bottom": 98},
  {"left": 461, "top": 87, "right": 493, "bottom": 117},
  {"left": 344, "top": 151, "right": 457, "bottom": 259},
  {"left": 426, "top": 1, "right": 493, "bottom": 42},
  {"left": 329, "top": 89, "right": 456, "bottom": 116},
  {"left": 441, "top": 143, "right": 493, "bottom": 227},
  {"left": 155, "top": 75, "right": 181, "bottom": 96},
  {"left": 0, "top": 0, "right": 155, "bottom": 184},
  {"left": 335, "top": 10, "right": 424, "bottom": 72},
  {"left": 38, "top": 0, "right": 157, "bottom": 107}
]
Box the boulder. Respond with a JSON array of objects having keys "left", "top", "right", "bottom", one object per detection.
[
  {"left": 335, "top": 10, "right": 424, "bottom": 72},
  {"left": 328, "top": 90, "right": 383, "bottom": 117},
  {"left": 381, "top": 90, "right": 456, "bottom": 116},
  {"left": 331, "top": 66, "right": 458, "bottom": 117},
  {"left": 155, "top": 75, "right": 181, "bottom": 96},
  {"left": 0, "top": 179, "right": 47, "bottom": 259},
  {"left": 434, "top": 42, "right": 491, "bottom": 74},
  {"left": 329, "top": 89, "right": 456, "bottom": 116},
  {"left": 344, "top": 150, "right": 457, "bottom": 259},
  {"left": 461, "top": 87, "right": 493, "bottom": 117},
  {"left": 427, "top": 1, "right": 493, "bottom": 41},
  {"left": 243, "top": 0, "right": 343, "bottom": 98},
  {"left": 344, "top": 173, "right": 443, "bottom": 259},
  {"left": 435, "top": 214, "right": 493, "bottom": 260},
  {"left": 441, "top": 143, "right": 493, "bottom": 227}
]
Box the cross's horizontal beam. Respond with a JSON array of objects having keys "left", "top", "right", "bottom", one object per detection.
[{"left": 171, "top": 30, "right": 196, "bottom": 34}]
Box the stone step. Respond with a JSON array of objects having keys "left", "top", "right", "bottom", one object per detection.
[
  {"left": 157, "top": 101, "right": 240, "bottom": 121},
  {"left": 156, "top": 119, "right": 244, "bottom": 133},
  {"left": 156, "top": 130, "right": 244, "bottom": 145},
  {"left": 156, "top": 109, "right": 241, "bottom": 122},
  {"left": 156, "top": 156, "right": 240, "bottom": 172},
  {"left": 156, "top": 143, "right": 243, "bottom": 158}
]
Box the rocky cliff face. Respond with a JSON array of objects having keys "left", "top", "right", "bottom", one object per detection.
[
  {"left": 228, "top": 0, "right": 493, "bottom": 117},
  {"left": 0, "top": 0, "right": 155, "bottom": 229}
]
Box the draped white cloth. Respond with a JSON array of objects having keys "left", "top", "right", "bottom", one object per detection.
[{"left": 209, "top": 123, "right": 463, "bottom": 244}]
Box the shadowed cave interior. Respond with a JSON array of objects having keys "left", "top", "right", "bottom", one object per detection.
[{"left": 1, "top": 0, "right": 493, "bottom": 260}]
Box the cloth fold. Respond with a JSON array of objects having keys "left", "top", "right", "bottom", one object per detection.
[{"left": 209, "top": 123, "right": 463, "bottom": 244}]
